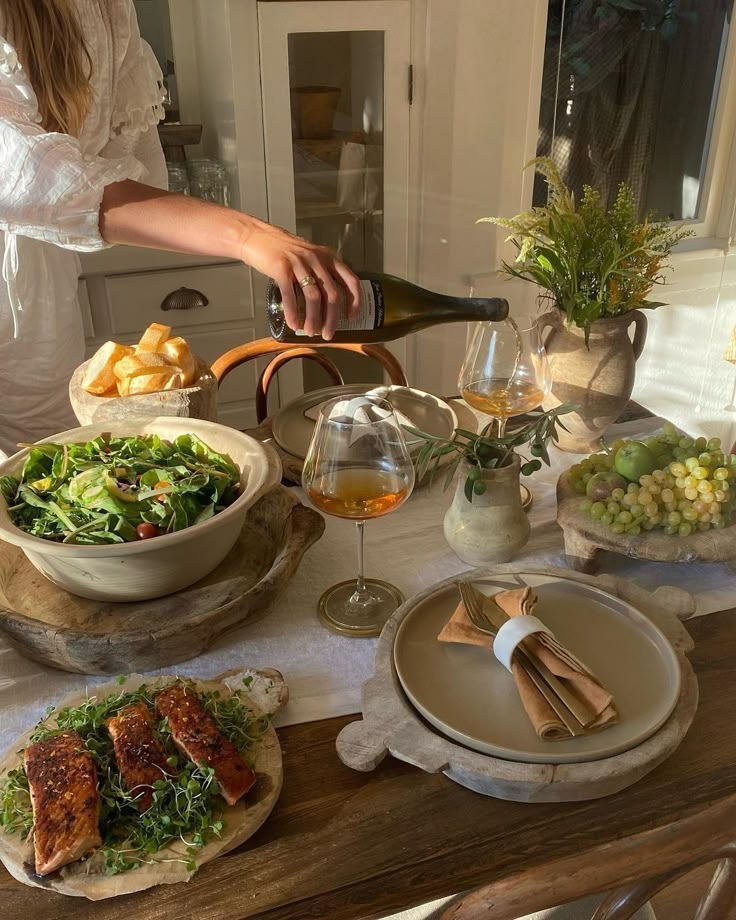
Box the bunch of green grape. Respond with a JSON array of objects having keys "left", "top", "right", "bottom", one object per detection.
[{"left": 568, "top": 422, "right": 735, "bottom": 537}]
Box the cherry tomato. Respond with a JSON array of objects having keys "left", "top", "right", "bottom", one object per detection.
[
  {"left": 136, "top": 522, "right": 158, "bottom": 540},
  {"left": 153, "top": 480, "right": 170, "bottom": 503}
]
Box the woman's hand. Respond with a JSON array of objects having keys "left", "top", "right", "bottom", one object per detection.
[{"left": 239, "top": 217, "right": 361, "bottom": 340}]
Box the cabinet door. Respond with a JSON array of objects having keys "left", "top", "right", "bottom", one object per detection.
[{"left": 258, "top": 0, "right": 411, "bottom": 402}]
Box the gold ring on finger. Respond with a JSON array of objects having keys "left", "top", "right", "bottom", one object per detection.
[{"left": 299, "top": 275, "right": 318, "bottom": 288}]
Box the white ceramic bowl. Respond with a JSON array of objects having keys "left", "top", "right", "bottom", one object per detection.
[{"left": 0, "top": 418, "right": 282, "bottom": 602}]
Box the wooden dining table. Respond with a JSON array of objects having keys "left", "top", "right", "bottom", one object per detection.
[
  {"left": 2, "top": 401, "right": 735, "bottom": 920},
  {"left": 0, "top": 605, "right": 733, "bottom": 920}
]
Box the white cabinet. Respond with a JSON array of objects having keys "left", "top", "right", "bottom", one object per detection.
[{"left": 257, "top": 0, "right": 412, "bottom": 401}]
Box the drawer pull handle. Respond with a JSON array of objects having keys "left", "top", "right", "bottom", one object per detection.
[{"left": 160, "top": 287, "right": 209, "bottom": 311}]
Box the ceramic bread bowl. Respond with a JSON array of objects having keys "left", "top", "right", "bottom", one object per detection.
[
  {"left": 0, "top": 418, "right": 282, "bottom": 602},
  {"left": 69, "top": 358, "right": 218, "bottom": 425}
]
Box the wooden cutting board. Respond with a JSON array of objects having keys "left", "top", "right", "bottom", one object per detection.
[
  {"left": 0, "top": 487, "right": 323, "bottom": 674},
  {"left": 0, "top": 667, "right": 286, "bottom": 900},
  {"left": 556, "top": 470, "right": 736, "bottom": 572}
]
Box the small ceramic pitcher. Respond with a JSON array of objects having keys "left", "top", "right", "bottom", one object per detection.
[{"left": 444, "top": 455, "right": 530, "bottom": 566}]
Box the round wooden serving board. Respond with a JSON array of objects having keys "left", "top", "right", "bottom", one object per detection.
[
  {"left": 556, "top": 471, "right": 736, "bottom": 573},
  {"left": 336, "top": 566, "right": 699, "bottom": 803},
  {"left": 0, "top": 667, "right": 286, "bottom": 900},
  {"left": 0, "top": 486, "right": 324, "bottom": 674}
]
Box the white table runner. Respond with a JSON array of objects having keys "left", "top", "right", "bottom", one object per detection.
[{"left": 1, "top": 416, "right": 734, "bottom": 754}]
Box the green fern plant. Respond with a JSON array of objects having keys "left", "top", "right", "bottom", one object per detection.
[{"left": 479, "top": 158, "right": 692, "bottom": 339}]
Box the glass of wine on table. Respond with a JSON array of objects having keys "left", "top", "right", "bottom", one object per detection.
[
  {"left": 302, "top": 395, "right": 415, "bottom": 637},
  {"left": 459, "top": 317, "right": 552, "bottom": 506}
]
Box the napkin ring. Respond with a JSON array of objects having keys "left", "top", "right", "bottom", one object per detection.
[{"left": 493, "top": 616, "right": 553, "bottom": 673}]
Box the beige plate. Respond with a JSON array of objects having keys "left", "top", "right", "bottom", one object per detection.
[
  {"left": 393, "top": 571, "right": 681, "bottom": 765},
  {"left": 271, "top": 384, "right": 458, "bottom": 460}
]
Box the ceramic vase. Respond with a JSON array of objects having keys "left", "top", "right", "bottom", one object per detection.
[
  {"left": 444, "top": 456, "right": 530, "bottom": 566},
  {"left": 539, "top": 309, "right": 648, "bottom": 453}
]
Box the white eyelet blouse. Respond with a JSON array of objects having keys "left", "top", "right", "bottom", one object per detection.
[{"left": 0, "top": 0, "right": 167, "bottom": 457}]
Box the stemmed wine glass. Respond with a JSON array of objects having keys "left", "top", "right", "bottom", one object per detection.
[
  {"left": 458, "top": 316, "right": 552, "bottom": 437},
  {"left": 302, "top": 395, "right": 415, "bottom": 637}
]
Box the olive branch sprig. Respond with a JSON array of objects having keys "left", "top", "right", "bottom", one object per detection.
[{"left": 405, "top": 403, "right": 577, "bottom": 502}]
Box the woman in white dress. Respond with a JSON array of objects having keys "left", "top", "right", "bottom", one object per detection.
[{"left": 0, "top": 1, "right": 360, "bottom": 457}]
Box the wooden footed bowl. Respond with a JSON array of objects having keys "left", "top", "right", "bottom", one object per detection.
[
  {"left": 0, "top": 486, "right": 324, "bottom": 674},
  {"left": 556, "top": 471, "right": 736, "bottom": 573}
]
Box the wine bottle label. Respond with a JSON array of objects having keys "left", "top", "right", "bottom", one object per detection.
[{"left": 294, "top": 280, "right": 384, "bottom": 334}]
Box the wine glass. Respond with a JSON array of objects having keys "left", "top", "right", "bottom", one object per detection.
[
  {"left": 302, "top": 395, "right": 415, "bottom": 637},
  {"left": 458, "top": 316, "right": 552, "bottom": 437}
]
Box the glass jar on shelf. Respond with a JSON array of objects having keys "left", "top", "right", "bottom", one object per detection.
[
  {"left": 187, "top": 159, "right": 230, "bottom": 207},
  {"left": 166, "top": 161, "right": 190, "bottom": 196}
]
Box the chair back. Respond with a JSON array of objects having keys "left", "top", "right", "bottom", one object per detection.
[{"left": 211, "top": 339, "right": 408, "bottom": 423}]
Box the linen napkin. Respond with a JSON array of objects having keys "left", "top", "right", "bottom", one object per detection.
[{"left": 438, "top": 587, "right": 619, "bottom": 741}]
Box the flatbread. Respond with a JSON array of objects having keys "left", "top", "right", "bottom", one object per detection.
[{"left": 0, "top": 667, "right": 286, "bottom": 900}]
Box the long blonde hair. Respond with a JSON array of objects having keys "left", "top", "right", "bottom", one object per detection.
[{"left": 5, "top": 0, "right": 92, "bottom": 136}]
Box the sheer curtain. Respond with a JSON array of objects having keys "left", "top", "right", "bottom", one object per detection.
[{"left": 536, "top": 0, "right": 733, "bottom": 219}]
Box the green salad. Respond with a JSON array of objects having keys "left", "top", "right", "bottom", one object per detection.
[{"left": 0, "top": 433, "right": 241, "bottom": 544}]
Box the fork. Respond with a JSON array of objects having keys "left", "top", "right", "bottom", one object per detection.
[{"left": 458, "top": 581, "right": 586, "bottom": 737}]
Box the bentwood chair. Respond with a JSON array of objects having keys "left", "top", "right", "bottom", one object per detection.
[{"left": 211, "top": 338, "right": 408, "bottom": 424}]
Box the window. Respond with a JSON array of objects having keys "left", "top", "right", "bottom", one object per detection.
[{"left": 534, "top": 0, "right": 735, "bottom": 224}]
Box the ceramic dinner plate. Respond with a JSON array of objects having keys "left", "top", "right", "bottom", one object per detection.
[
  {"left": 271, "top": 384, "right": 458, "bottom": 460},
  {"left": 393, "top": 572, "right": 681, "bottom": 764}
]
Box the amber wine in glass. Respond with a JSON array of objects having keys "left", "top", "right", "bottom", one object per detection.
[
  {"left": 302, "top": 395, "right": 415, "bottom": 637},
  {"left": 459, "top": 317, "right": 551, "bottom": 436}
]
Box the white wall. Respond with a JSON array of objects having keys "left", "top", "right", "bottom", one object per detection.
[{"left": 632, "top": 247, "right": 736, "bottom": 451}]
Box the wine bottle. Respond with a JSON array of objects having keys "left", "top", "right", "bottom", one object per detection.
[{"left": 266, "top": 272, "right": 509, "bottom": 343}]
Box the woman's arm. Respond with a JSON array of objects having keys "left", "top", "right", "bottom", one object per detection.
[{"left": 100, "top": 179, "right": 360, "bottom": 340}]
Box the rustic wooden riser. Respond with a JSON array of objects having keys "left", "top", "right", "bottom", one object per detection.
[
  {"left": 337, "top": 566, "right": 698, "bottom": 803},
  {"left": 557, "top": 472, "right": 736, "bottom": 573},
  {"left": 0, "top": 487, "right": 324, "bottom": 674}
]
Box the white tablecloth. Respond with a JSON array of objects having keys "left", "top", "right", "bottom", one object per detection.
[{"left": 1, "top": 416, "right": 734, "bottom": 755}]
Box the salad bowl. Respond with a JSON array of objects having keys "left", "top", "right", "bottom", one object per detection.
[{"left": 0, "top": 418, "right": 282, "bottom": 602}]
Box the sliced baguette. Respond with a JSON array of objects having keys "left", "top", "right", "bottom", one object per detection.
[
  {"left": 113, "top": 353, "right": 172, "bottom": 382},
  {"left": 81, "top": 342, "right": 134, "bottom": 395},
  {"left": 119, "top": 365, "right": 184, "bottom": 396},
  {"left": 136, "top": 323, "right": 172, "bottom": 353},
  {"left": 161, "top": 337, "right": 197, "bottom": 387}
]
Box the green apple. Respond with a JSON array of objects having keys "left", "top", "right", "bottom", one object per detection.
[
  {"left": 585, "top": 471, "right": 628, "bottom": 501},
  {"left": 614, "top": 441, "right": 657, "bottom": 482}
]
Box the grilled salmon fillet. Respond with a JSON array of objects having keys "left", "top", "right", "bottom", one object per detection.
[
  {"left": 106, "top": 702, "right": 169, "bottom": 811},
  {"left": 23, "top": 731, "right": 101, "bottom": 876},
  {"left": 155, "top": 684, "right": 255, "bottom": 805}
]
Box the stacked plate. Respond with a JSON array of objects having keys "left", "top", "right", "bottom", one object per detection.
[
  {"left": 270, "top": 384, "right": 459, "bottom": 460},
  {"left": 393, "top": 572, "right": 681, "bottom": 765}
]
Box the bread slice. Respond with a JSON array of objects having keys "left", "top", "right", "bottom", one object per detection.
[
  {"left": 113, "top": 353, "right": 171, "bottom": 382},
  {"left": 81, "top": 342, "right": 134, "bottom": 395},
  {"left": 161, "top": 337, "right": 197, "bottom": 387},
  {"left": 136, "top": 323, "right": 172, "bottom": 354},
  {"left": 119, "top": 365, "right": 184, "bottom": 396}
]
